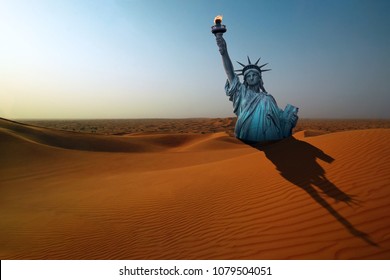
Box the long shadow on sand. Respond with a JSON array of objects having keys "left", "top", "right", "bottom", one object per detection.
[{"left": 251, "top": 137, "right": 378, "bottom": 247}]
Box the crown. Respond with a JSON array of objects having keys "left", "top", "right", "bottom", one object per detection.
[{"left": 235, "top": 56, "right": 271, "bottom": 76}]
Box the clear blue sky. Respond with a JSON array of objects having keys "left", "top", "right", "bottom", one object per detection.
[{"left": 1, "top": 0, "right": 389, "bottom": 119}]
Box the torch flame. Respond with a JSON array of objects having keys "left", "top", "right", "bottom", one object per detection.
[{"left": 214, "top": 15, "right": 223, "bottom": 25}]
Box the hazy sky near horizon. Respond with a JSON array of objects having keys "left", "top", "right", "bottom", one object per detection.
[{"left": 1, "top": 0, "right": 389, "bottom": 119}]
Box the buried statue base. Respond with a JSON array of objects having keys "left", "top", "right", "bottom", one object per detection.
[{"left": 213, "top": 17, "right": 298, "bottom": 143}]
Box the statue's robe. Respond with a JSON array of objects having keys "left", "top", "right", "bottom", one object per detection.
[{"left": 225, "top": 74, "right": 298, "bottom": 142}]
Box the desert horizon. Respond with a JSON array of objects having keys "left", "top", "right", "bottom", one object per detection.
[
  {"left": 17, "top": 117, "right": 390, "bottom": 135},
  {"left": 1, "top": 117, "right": 389, "bottom": 259}
]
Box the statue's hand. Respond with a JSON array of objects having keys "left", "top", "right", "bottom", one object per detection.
[{"left": 216, "top": 36, "right": 227, "bottom": 55}]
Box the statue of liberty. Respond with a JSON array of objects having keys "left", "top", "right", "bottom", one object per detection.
[{"left": 213, "top": 16, "right": 298, "bottom": 143}]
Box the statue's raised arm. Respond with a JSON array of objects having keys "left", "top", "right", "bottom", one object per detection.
[
  {"left": 211, "top": 16, "right": 234, "bottom": 83},
  {"left": 216, "top": 36, "right": 235, "bottom": 84}
]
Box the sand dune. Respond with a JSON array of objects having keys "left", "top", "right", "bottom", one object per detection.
[{"left": 0, "top": 118, "right": 389, "bottom": 259}]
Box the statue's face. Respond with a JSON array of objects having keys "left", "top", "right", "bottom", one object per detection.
[{"left": 245, "top": 71, "right": 261, "bottom": 86}]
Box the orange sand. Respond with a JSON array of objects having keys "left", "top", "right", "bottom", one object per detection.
[{"left": 1, "top": 118, "right": 389, "bottom": 259}]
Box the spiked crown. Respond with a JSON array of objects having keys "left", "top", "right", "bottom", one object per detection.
[{"left": 235, "top": 56, "right": 271, "bottom": 77}]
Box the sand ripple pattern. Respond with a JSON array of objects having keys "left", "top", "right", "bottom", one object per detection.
[{"left": 1, "top": 118, "right": 389, "bottom": 259}]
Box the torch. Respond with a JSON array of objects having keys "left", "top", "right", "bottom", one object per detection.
[{"left": 211, "top": 15, "right": 226, "bottom": 38}]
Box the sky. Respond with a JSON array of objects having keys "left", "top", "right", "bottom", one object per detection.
[{"left": 1, "top": 0, "right": 389, "bottom": 119}]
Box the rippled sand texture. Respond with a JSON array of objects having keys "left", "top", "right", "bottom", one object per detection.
[{"left": 1, "top": 118, "right": 389, "bottom": 259}]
